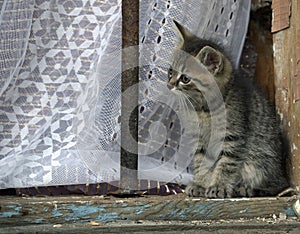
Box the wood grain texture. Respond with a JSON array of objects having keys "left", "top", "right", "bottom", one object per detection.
[
  {"left": 273, "top": 0, "right": 300, "bottom": 188},
  {"left": 120, "top": 0, "right": 139, "bottom": 192},
  {"left": 1, "top": 220, "right": 300, "bottom": 233},
  {"left": 249, "top": 7, "right": 275, "bottom": 103},
  {"left": 272, "top": 0, "right": 291, "bottom": 33},
  {"left": 0, "top": 194, "right": 297, "bottom": 228}
]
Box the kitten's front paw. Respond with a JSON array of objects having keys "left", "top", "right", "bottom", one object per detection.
[
  {"left": 237, "top": 186, "right": 254, "bottom": 197},
  {"left": 185, "top": 183, "right": 205, "bottom": 197},
  {"left": 205, "top": 184, "right": 233, "bottom": 198}
]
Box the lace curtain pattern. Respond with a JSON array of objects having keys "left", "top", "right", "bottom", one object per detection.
[{"left": 0, "top": 0, "right": 250, "bottom": 189}]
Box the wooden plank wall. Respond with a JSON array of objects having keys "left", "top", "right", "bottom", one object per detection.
[
  {"left": 272, "top": 0, "right": 300, "bottom": 188},
  {"left": 248, "top": 6, "right": 275, "bottom": 103}
]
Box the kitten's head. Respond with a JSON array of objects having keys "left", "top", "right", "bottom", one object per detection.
[{"left": 168, "top": 21, "right": 233, "bottom": 109}]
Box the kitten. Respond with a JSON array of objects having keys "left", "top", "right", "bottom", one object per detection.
[{"left": 168, "top": 21, "right": 289, "bottom": 198}]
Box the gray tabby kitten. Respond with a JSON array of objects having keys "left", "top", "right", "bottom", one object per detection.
[{"left": 168, "top": 21, "right": 288, "bottom": 198}]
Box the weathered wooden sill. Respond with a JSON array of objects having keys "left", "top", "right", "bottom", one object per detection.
[{"left": 1, "top": 194, "right": 300, "bottom": 233}]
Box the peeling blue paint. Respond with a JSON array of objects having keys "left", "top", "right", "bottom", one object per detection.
[
  {"left": 177, "top": 209, "right": 188, "bottom": 219},
  {"left": 0, "top": 198, "right": 297, "bottom": 225},
  {"left": 34, "top": 218, "right": 46, "bottom": 224},
  {"left": 279, "top": 31, "right": 283, "bottom": 47},
  {"left": 68, "top": 204, "right": 102, "bottom": 215},
  {"left": 7, "top": 205, "right": 22, "bottom": 211},
  {"left": 164, "top": 207, "right": 188, "bottom": 220},
  {"left": 96, "top": 212, "right": 119, "bottom": 223},
  {"left": 52, "top": 209, "right": 63, "bottom": 217},
  {"left": 61, "top": 204, "right": 106, "bottom": 221},
  {"left": 192, "top": 202, "right": 213, "bottom": 216},
  {"left": 135, "top": 204, "right": 151, "bottom": 215},
  {"left": 167, "top": 209, "right": 179, "bottom": 217},
  {"left": 284, "top": 207, "right": 296, "bottom": 217},
  {"left": 0, "top": 211, "right": 20, "bottom": 218},
  {"left": 0, "top": 205, "right": 22, "bottom": 218}
]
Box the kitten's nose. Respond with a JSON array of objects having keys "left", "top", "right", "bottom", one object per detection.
[{"left": 167, "top": 83, "right": 173, "bottom": 90}]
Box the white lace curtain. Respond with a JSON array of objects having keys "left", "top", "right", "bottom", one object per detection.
[{"left": 0, "top": 0, "right": 250, "bottom": 189}]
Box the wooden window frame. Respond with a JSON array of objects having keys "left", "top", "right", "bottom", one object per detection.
[{"left": 1, "top": 0, "right": 300, "bottom": 232}]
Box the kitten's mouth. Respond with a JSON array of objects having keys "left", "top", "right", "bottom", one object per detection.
[
  {"left": 186, "top": 92, "right": 209, "bottom": 112},
  {"left": 169, "top": 88, "right": 207, "bottom": 112}
]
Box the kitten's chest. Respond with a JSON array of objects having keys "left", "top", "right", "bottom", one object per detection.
[{"left": 197, "top": 111, "right": 211, "bottom": 145}]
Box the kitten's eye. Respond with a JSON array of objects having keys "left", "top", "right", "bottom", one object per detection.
[
  {"left": 179, "top": 75, "right": 191, "bottom": 84},
  {"left": 168, "top": 68, "right": 173, "bottom": 80}
]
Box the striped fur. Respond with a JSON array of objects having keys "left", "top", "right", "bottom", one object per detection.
[{"left": 168, "top": 22, "right": 288, "bottom": 198}]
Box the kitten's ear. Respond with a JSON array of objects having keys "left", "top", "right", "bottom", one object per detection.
[
  {"left": 196, "top": 46, "right": 224, "bottom": 75},
  {"left": 173, "top": 20, "right": 194, "bottom": 46}
]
